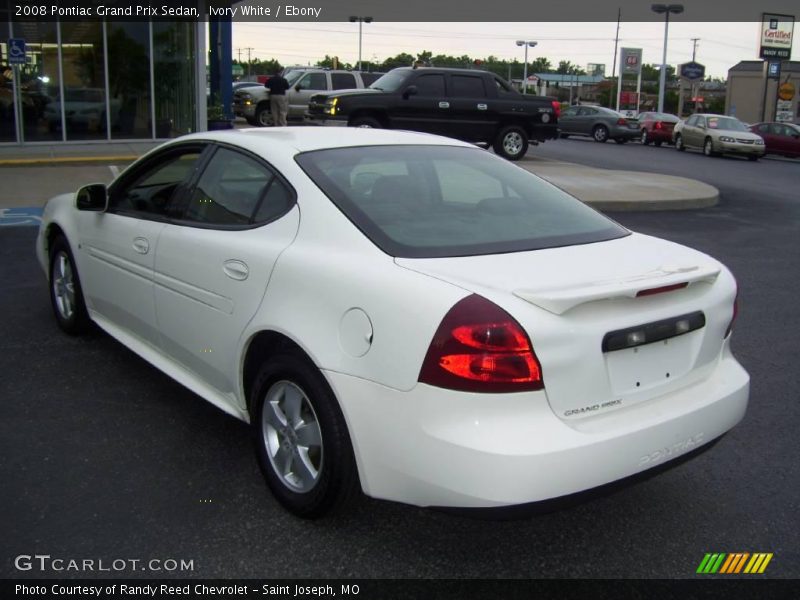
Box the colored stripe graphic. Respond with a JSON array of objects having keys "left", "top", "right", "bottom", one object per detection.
[{"left": 698, "top": 552, "right": 773, "bottom": 574}]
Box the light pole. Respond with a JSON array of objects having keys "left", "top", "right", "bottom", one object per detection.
[
  {"left": 651, "top": 3, "right": 683, "bottom": 113},
  {"left": 515, "top": 40, "right": 537, "bottom": 94},
  {"left": 349, "top": 16, "right": 373, "bottom": 71}
]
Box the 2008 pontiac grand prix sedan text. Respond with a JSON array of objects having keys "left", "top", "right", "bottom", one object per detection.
[{"left": 36, "top": 128, "right": 748, "bottom": 518}]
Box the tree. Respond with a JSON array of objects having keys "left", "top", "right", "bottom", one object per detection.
[
  {"left": 380, "top": 53, "right": 416, "bottom": 70},
  {"left": 557, "top": 60, "right": 586, "bottom": 75},
  {"left": 530, "top": 57, "right": 552, "bottom": 73},
  {"left": 316, "top": 55, "right": 352, "bottom": 70}
]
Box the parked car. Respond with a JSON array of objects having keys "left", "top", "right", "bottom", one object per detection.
[
  {"left": 234, "top": 69, "right": 382, "bottom": 126},
  {"left": 44, "top": 88, "right": 121, "bottom": 133},
  {"left": 558, "top": 105, "right": 640, "bottom": 143},
  {"left": 37, "top": 128, "right": 748, "bottom": 518},
  {"left": 307, "top": 67, "right": 560, "bottom": 160},
  {"left": 638, "top": 111, "right": 680, "bottom": 146},
  {"left": 673, "top": 114, "right": 765, "bottom": 160},
  {"left": 749, "top": 122, "right": 800, "bottom": 158}
]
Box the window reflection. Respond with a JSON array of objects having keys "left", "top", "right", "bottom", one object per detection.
[
  {"left": 153, "top": 22, "right": 196, "bottom": 137},
  {"left": 107, "top": 22, "right": 152, "bottom": 139},
  {"left": 60, "top": 22, "right": 107, "bottom": 141}
]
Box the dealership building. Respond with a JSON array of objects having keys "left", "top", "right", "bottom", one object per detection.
[
  {"left": 0, "top": 6, "right": 211, "bottom": 145},
  {"left": 726, "top": 60, "right": 800, "bottom": 124}
]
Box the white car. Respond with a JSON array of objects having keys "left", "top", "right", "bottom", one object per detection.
[{"left": 36, "top": 128, "right": 749, "bottom": 518}]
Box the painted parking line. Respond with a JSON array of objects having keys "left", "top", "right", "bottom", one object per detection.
[
  {"left": 0, "top": 207, "right": 43, "bottom": 227},
  {"left": 109, "top": 165, "right": 120, "bottom": 178}
]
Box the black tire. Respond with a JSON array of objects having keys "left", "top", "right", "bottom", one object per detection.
[
  {"left": 675, "top": 134, "right": 686, "bottom": 151},
  {"left": 614, "top": 137, "right": 628, "bottom": 144},
  {"left": 703, "top": 137, "right": 717, "bottom": 157},
  {"left": 255, "top": 104, "right": 273, "bottom": 127},
  {"left": 654, "top": 140, "right": 663, "bottom": 147},
  {"left": 592, "top": 125, "right": 609, "bottom": 143},
  {"left": 559, "top": 132, "right": 570, "bottom": 139},
  {"left": 641, "top": 130, "right": 650, "bottom": 145},
  {"left": 493, "top": 125, "right": 529, "bottom": 161},
  {"left": 49, "top": 235, "right": 90, "bottom": 335},
  {"left": 251, "top": 352, "right": 360, "bottom": 518},
  {"left": 349, "top": 115, "right": 382, "bottom": 128},
  {"left": 245, "top": 117, "right": 258, "bottom": 126},
  {"left": 747, "top": 155, "right": 759, "bottom": 162}
]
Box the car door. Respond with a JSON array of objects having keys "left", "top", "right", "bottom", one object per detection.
[
  {"left": 393, "top": 72, "right": 448, "bottom": 135},
  {"left": 444, "top": 73, "right": 495, "bottom": 142},
  {"left": 685, "top": 115, "right": 704, "bottom": 148},
  {"left": 576, "top": 107, "right": 598, "bottom": 135},
  {"left": 289, "top": 72, "right": 328, "bottom": 118},
  {"left": 153, "top": 145, "right": 300, "bottom": 399},
  {"left": 558, "top": 106, "right": 580, "bottom": 133},
  {"left": 78, "top": 144, "right": 205, "bottom": 347}
]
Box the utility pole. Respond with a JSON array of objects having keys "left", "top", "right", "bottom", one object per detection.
[
  {"left": 244, "top": 47, "right": 254, "bottom": 78},
  {"left": 691, "top": 38, "right": 700, "bottom": 62},
  {"left": 611, "top": 8, "right": 621, "bottom": 109}
]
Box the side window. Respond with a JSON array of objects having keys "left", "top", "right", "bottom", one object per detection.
[
  {"left": 360, "top": 73, "right": 382, "bottom": 87},
  {"left": 757, "top": 124, "right": 770, "bottom": 134},
  {"left": 109, "top": 150, "right": 200, "bottom": 217},
  {"left": 331, "top": 73, "right": 356, "bottom": 90},
  {"left": 561, "top": 107, "right": 579, "bottom": 117},
  {"left": 183, "top": 147, "right": 288, "bottom": 226},
  {"left": 451, "top": 75, "right": 486, "bottom": 98},
  {"left": 686, "top": 115, "right": 698, "bottom": 127},
  {"left": 494, "top": 77, "right": 515, "bottom": 96},
  {"left": 577, "top": 107, "right": 596, "bottom": 116},
  {"left": 298, "top": 72, "right": 327, "bottom": 90},
  {"left": 414, "top": 74, "right": 446, "bottom": 97}
]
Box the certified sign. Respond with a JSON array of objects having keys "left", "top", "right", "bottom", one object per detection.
[{"left": 760, "top": 13, "right": 794, "bottom": 59}]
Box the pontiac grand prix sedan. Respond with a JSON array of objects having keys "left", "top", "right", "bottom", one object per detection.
[{"left": 37, "top": 128, "right": 749, "bottom": 518}]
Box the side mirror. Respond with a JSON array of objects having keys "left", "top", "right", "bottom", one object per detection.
[
  {"left": 76, "top": 183, "right": 108, "bottom": 212},
  {"left": 295, "top": 84, "right": 303, "bottom": 91},
  {"left": 402, "top": 85, "right": 418, "bottom": 100}
]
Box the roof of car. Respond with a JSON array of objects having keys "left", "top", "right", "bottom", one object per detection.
[{"left": 174, "top": 127, "right": 476, "bottom": 155}]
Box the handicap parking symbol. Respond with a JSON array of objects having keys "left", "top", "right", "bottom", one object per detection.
[
  {"left": 0, "top": 207, "right": 43, "bottom": 227},
  {"left": 8, "top": 38, "right": 27, "bottom": 65}
]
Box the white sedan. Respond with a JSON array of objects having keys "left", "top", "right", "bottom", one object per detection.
[{"left": 36, "top": 128, "right": 748, "bottom": 518}]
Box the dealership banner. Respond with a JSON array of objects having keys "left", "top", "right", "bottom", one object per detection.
[{"left": 760, "top": 13, "right": 795, "bottom": 59}]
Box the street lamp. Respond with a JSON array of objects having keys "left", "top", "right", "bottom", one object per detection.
[
  {"left": 651, "top": 3, "right": 683, "bottom": 112},
  {"left": 515, "top": 40, "right": 538, "bottom": 94},
  {"left": 349, "top": 16, "right": 373, "bottom": 71}
]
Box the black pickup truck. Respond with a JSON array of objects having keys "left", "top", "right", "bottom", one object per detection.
[{"left": 306, "top": 67, "right": 560, "bottom": 160}]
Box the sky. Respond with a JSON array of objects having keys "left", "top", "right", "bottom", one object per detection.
[{"left": 231, "top": 21, "right": 797, "bottom": 79}]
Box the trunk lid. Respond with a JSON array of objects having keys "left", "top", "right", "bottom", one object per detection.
[{"left": 397, "top": 234, "right": 735, "bottom": 421}]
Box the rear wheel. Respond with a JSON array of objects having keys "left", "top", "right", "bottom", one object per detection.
[
  {"left": 559, "top": 133, "right": 570, "bottom": 139},
  {"left": 251, "top": 352, "right": 360, "bottom": 518},
  {"left": 493, "top": 125, "right": 529, "bottom": 161},
  {"left": 592, "top": 125, "right": 609, "bottom": 143},
  {"left": 654, "top": 140, "right": 663, "bottom": 147},
  {"left": 49, "top": 235, "right": 90, "bottom": 335},
  {"left": 641, "top": 130, "right": 650, "bottom": 145},
  {"left": 675, "top": 134, "right": 685, "bottom": 151},
  {"left": 614, "top": 137, "right": 628, "bottom": 144},
  {"left": 747, "top": 155, "right": 759, "bottom": 161}
]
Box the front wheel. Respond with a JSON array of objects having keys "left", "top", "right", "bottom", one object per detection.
[
  {"left": 703, "top": 137, "right": 717, "bottom": 157},
  {"left": 255, "top": 104, "right": 273, "bottom": 127},
  {"left": 747, "top": 155, "right": 759, "bottom": 162},
  {"left": 641, "top": 130, "right": 650, "bottom": 145},
  {"left": 675, "top": 134, "right": 686, "bottom": 151},
  {"left": 252, "top": 352, "right": 360, "bottom": 518},
  {"left": 349, "top": 116, "right": 382, "bottom": 128},
  {"left": 592, "top": 125, "right": 609, "bottom": 143},
  {"left": 49, "top": 235, "right": 90, "bottom": 335},
  {"left": 493, "top": 125, "right": 529, "bottom": 160}
]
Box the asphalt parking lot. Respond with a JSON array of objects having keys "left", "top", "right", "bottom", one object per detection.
[{"left": 1, "top": 145, "right": 798, "bottom": 580}]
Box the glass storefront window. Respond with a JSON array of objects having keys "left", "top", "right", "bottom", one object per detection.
[
  {"left": 8, "top": 21, "right": 62, "bottom": 142},
  {"left": 153, "top": 22, "right": 196, "bottom": 137},
  {"left": 59, "top": 22, "right": 107, "bottom": 141},
  {"left": 107, "top": 22, "right": 152, "bottom": 139},
  {"left": 1, "top": 38, "right": 15, "bottom": 142}
]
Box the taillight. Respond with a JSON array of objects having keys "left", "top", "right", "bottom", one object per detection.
[
  {"left": 551, "top": 100, "right": 561, "bottom": 118},
  {"left": 418, "top": 294, "right": 543, "bottom": 393},
  {"left": 655, "top": 121, "right": 663, "bottom": 130},
  {"left": 725, "top": 286, "right": 739, "bottom": 338},
  {"left": 617, "top": 118, "right": 627, "bottom": 125}
]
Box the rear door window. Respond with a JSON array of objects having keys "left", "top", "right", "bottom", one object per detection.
[
  {"left": 414, "top": 74, "right": 446, "bottom": 97},
  {"left": 450, "top": 75, "right": 486, "bottom": 98}
]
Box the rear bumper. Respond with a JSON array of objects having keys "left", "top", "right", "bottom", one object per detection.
[
  {"left": 327, "top": 342, "right": 748, "bottom": 508},
  {"left": 610, "top": 126, "right": 642, "bottom": 139},
  {"left": 648, "top": 130, "right": 674, "bottom": 143}
]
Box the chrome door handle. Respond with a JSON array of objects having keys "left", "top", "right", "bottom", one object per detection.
[
  {"left": 132, "top": 237, "right": 150, "bottom": 254},
  {"left": 438, "top": 101, "right": 450, "bottom": 109},
  {"left": 477, "top": 103, "right": 487, "bottom": 110}
]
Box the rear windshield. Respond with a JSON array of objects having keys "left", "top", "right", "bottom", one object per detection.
[{"left": 295, "top": 145, "right": 628, "bottom": 258}]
